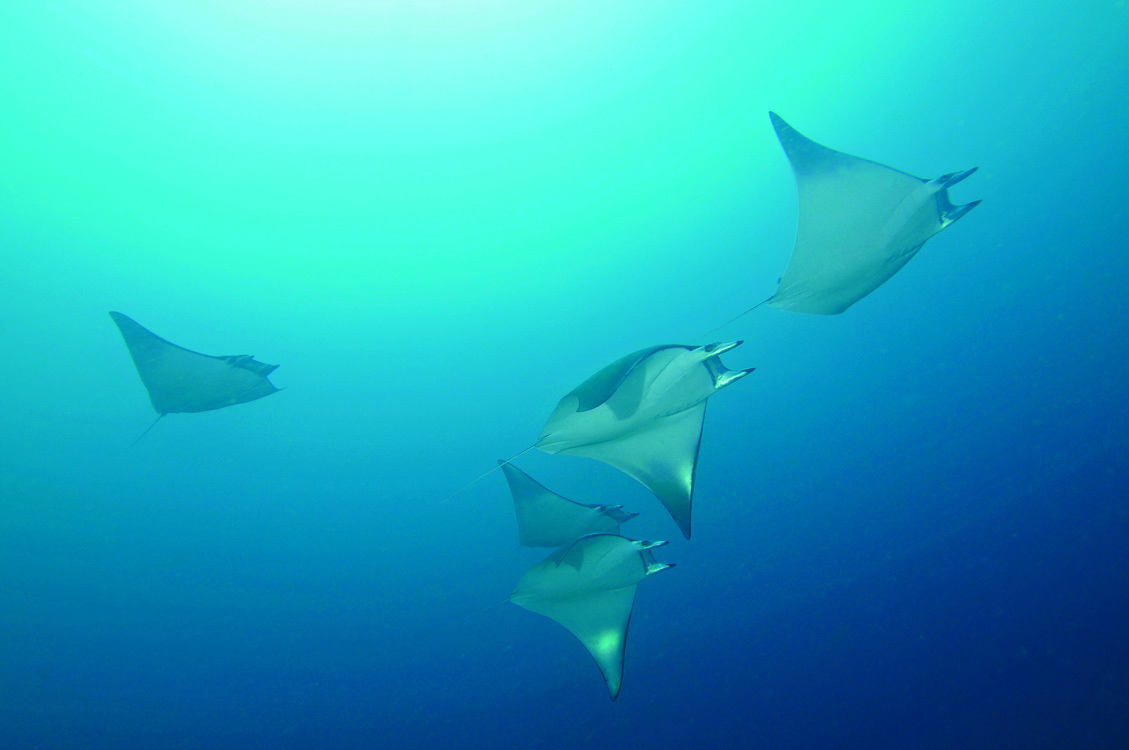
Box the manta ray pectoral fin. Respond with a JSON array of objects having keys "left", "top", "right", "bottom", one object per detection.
[
  {"left": 527, "top": 588, "right": 637, "bottom": 700},
  {"left": 561, "top": 403, "right": 706, "bottom": 539}
]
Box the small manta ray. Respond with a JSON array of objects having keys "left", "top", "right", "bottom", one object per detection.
[
  {"left": 500, "top": 461, "right": 637, "bottom": 547},
  {"left": 110, "top": 311, "right": 280, "bottom": 440},
  {"left": 537, "top": 342, "right": 753, "bottom": 539},
  {"left": 766, "top": 111, "right": 980, "bottom": 314},
  {"left": 510, "top": 533, "right": 673, "bottom": 700}
]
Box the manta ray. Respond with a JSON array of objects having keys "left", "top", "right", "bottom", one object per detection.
[
  {"left": 766, "top": 111, "right": 980, "bottom": 314},
  {"left": 500, "top": 461, "right": 637, "bottom": 547},
  {"left": 110, "top": 311, "right": 280, "bottom": 439},
  {"left": 537, "top": 342, "right": 752, "bottom": 538},
  {"left": 510, "top": 533, "right": 673, "bottom": 700}
]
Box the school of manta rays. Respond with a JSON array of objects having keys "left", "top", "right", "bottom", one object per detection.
[{"left": 110, "top": 113, "right": 980, "bottom": 701}]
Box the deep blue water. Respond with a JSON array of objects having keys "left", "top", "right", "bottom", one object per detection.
[{"left": 2, "top": 1, "right": 1128, "bottom": 748}]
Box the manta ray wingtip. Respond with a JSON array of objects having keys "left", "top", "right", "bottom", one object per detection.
[
  {"left": 768, "top": 111, "right": 798, "bottom": 138},
  {"left": 676, "top": 519, "right": 691, "bottom": 540}
]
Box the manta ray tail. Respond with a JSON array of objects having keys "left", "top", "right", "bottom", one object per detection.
[
  {"left": 130, "top": 413, "right": 165, "bottom": 447},
  {"left": 439, "top": 439, "right": 544, "bottom": 504},
  {"left": 697, "top": 297, "right": 772, "bottom": 341}
]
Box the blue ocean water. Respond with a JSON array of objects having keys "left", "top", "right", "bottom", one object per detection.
[{"left": 2, "top": 1, "right": 1127, "bottom": 748}]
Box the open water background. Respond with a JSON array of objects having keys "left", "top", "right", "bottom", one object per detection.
[{"left": 2, "top": 1, "right": 1127, "bottom": 747}]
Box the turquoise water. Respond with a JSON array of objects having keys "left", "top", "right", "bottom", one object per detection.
[{"left": 2, "top": 1, "right": 1127, "bottom": 747}]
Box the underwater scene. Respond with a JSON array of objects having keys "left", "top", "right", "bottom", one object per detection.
[{"left": 2, "top": 1, "right": 1127, "bottom": 748}]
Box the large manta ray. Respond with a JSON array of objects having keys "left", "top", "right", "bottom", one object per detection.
[
  {"left": 510, "top": 533, "right": 673, "bottom": 700},
  {"left": 537, "top": 342, "right": 752, "bottom": 539},
  {"left": 766, "top": 111, "right": 980, "bottom": 314}
]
